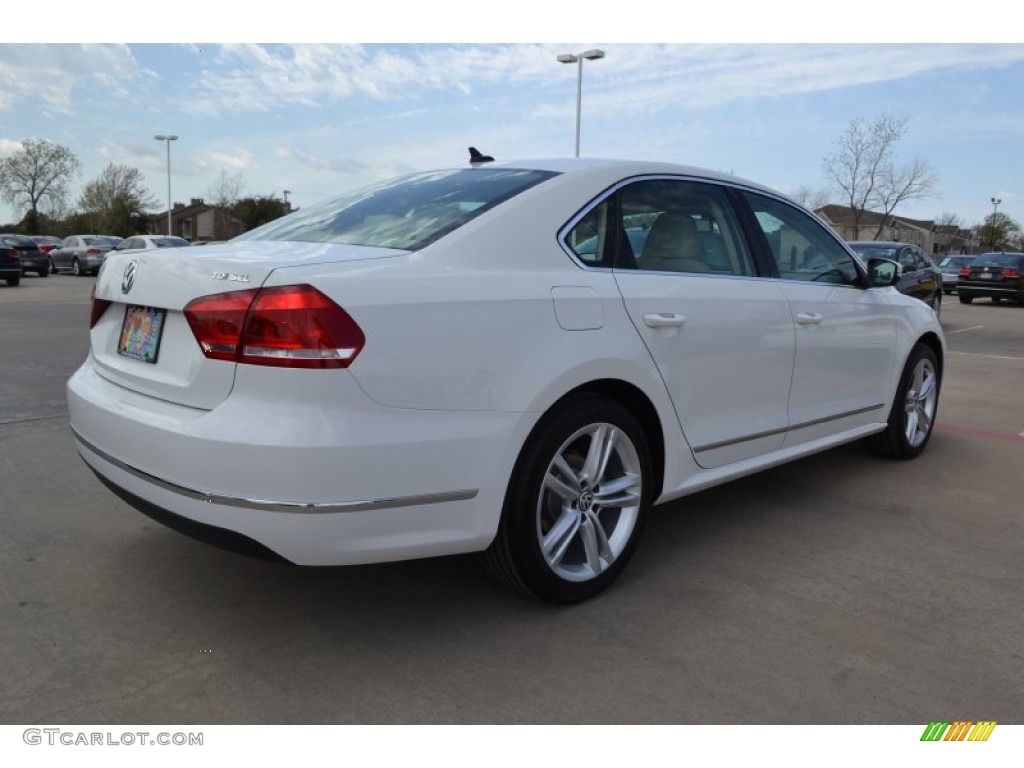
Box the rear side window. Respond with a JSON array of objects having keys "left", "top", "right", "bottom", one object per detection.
[
  {"left": 236, "top": 168, "right": 558, "bottom": 251},
  {"left": 974, "top": 253, "right": 1024, "bottom": 268},
  {"left": 563, "top": 178, "right": 755, "bottom": 276}
]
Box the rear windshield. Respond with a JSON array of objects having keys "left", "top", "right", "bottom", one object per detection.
[
  {"left": 938, "top": 256, "right": 974, "bottom": 267},
  {"left": 0, "top": 235, "right": 36, "bottom": 248},
  {"left": 972, "top": 253, "right": 1024, "bottom": 268},
  {"left": 154, "top": 237, "right": 189, "bottom": 248},
  {"left": 236, "top": 168, "right": 559, "bottom": 251},
  {"left": 849, "top": 244, "right": 899, "bottom": 259}
]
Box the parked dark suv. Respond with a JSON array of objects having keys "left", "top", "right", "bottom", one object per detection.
[
  {"left": 848, "top": 241, "right": 943, "bottom": 315},
  {"left": 957, "top": 252, "right": 1024, "bottom": 305},
  {"left": 0, "top": 234, "right": 48, "bottom": 277}
]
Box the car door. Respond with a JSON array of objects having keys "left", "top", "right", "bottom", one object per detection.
[
  {"left": 567, "top": 178, "right": 796, "bottom": 469},
  {"left": 55, "top": 237, "right": 75, "bottom": 270},
  {"left": 740, "top": 192, "right": 898, "bottom": 447}
]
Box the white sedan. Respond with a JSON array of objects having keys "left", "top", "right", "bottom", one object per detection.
[
  {"left": 67, "top": 158, "right": 945, "bottom": 602},
  {"left": 111, "top": 235, "right": 192, "bottom": 254}
]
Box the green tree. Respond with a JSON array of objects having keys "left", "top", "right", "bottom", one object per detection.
[
  {"left": 822, "top": 114, "right": 938, "bottom": 240},
  {"left": 976, "top": 212, "right": 1021, "bottom": 251},
  {"left": 77, "top": 163, "right": 158, "bottom": 236},
  {"left": 0, "top": 138, "right": 81, "bottom": 233},
  {"left": 232, "top": 195, "right": 291, "bottom": 232}
]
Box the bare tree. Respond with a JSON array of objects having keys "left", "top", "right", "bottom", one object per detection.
[
  {"left": 206, "top": 170, "right": 245, "bottom": 209},
  {"left": 822, "top": 115, "right": 938, "bottom": 240},
  {"left": 77, "top": 163, "right": 158, "bottom": 236},
  {"left": 790, "top": 184, "right": 831, "bottom": 211},
  {"left": 206, "top": 171, "right": 245, "bottom": 240},
  {"left": 0, "top": 138, "right": 81, "bottom": 231}
]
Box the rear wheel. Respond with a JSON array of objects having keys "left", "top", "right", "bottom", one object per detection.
[
  {"left": 49, "top": 257, "right": 57, "bottom": 274},
  {"left": 5, "top": 276, "right": 20, "bottom": 287},
  {"left": 483, "top": 394, "right": 651, "bottom": 603},
  {"left": 930, "top": 292, "right": 941, "bottom": 318},
  {"left": 38, "top": 265, "right": 48, "bottom": 277},
  {"left": 992, "top": 296, "right": 1001, "bottom": 304},
  {"left": 72, "top": 258, "right": 81, "bottom": 276},
  {"left": 959, "top": 294, "right": 973, "bottom": 304},
  {"left": 867, "top": 344, "right": 940, "bottom": 460}
]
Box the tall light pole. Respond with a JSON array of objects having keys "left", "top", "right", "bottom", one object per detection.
[
  {"left": 991, "top": 196, "right": 1002, "bottom": 216},
  {"left": 154, "top": 135, "right": 178, "bottom": 235},
  {"left": 557, "top": 49, "right": 605, "bottom": 157}
]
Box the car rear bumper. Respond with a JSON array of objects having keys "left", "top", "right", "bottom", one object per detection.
[
  {"left": 67, "top": 355, "right": 531, "bottom": 565},
  {"left": 957, "top": 281, "right": 1022, "bottom": 300}
]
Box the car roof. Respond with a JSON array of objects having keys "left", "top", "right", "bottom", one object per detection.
[
  {"left": 848, "top": 241, "right": 917, "bottom": 247},
  {"left": 461, "top": 157, "right": 784, "bottom": 197}
]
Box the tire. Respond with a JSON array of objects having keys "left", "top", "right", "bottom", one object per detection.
[
  {"left": 930, "top": 292, "right": 941, "bottom": 318},
  {"left": 5, "top": 275, "right": 20, "bottom": 287},
  {"left": 867, "top": 344, "right": 940, "bottom": 460},
  {"left": 38, "top": 266, "right": 48, "bottom": 277},
  {"left": 482, "top": 394, "right": 652, "bottom": 603},
  {"left": 72, "top": 258, "right": 81, "bottom": 276},
  {"left": 959, "top": 295, "right": 973, "bottom": 304},
  {"left": 992, "top": 297, "right": 1001, "bottom": 304}
]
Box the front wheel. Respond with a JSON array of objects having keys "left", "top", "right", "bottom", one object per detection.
[
  {"left": 483, "top": 394, "right": 652, "bottom": 603},
  {"left": 867, "top": 344, "right": 941, "bottom": 460}
]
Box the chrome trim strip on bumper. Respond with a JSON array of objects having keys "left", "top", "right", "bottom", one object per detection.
[
  {"left": 692, "top": 404, "right": 884, "bottom": 453},
  {"left": 71, "top": 425, "right": 479, "bottom": 515}
]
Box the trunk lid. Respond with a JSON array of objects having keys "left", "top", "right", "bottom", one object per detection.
[{"left": 89, "top": 241, "right": 404, "bottom": 409}]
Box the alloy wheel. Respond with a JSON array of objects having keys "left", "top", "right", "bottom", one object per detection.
[
  {"left": 535, "top": 422, "right": 643, "bottom": 582},
  {"left": 903, "top": 357, "right": 938, "bottom": 448}
]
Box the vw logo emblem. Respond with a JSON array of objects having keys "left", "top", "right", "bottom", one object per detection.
[{"left": 121, "top": 261, "right": 137, "bottom": 295}]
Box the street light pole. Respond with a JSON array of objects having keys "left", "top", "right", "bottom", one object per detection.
[
  {"left": 154, "top": 135, "right": 179, "bottom": 235},
  {"left": 557, "top": 49, "right": 605, "bottom": 157},
  {"left": 991, "top": 196, "right": 1002, "bottom": 216}
]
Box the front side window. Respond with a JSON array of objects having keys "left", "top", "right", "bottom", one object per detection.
[
  {"left": 237, "top": 168, "right": 558, "bottom": 251},
  {"left": 745, "top": 192, "right": 859, "bottom": 285}
]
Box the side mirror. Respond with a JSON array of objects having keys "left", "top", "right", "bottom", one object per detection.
[{"left": 867, "top": 257, "right": 900, "bottom": 288}]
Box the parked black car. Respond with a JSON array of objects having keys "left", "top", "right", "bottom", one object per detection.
[
  {"left": 0, "top": 233, "right": 48, "bottom": 277},
  {"left": 957, "top": 252, "right": 1024, "bottom": 305},
  {"left": 848, "top": 241, "right": 943, "bottom": 315},
  {"left": 0, "top": 240, "right": 23, "bottom": 286}
]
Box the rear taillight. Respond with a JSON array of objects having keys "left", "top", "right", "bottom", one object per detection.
[
  {"left": 86, "top": 247, "right": 102, "bottom": 255},
  {"left": 90, "top": 286, "right": 111, "bottom": 328},
  {"left": 184, "top": 285, "right": 364, "bottom": 368},
  {"left": 958, "top": 267, "right": 972, "bottom": 277},
  {"left": 3, "top": 248, "right": 21, "bottom": 260},
  {"left": 1001, "top": 268, "right": 1021, "bottom": 279}
]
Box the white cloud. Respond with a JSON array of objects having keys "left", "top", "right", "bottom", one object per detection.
[
  {"left": 0, "top": 44, "right": 140, "bottom": 115},
  {"left": 195, "top": 148, "right": 253, "bottom": 171},
  {"left": 275, "top": 147, "right": 371, "bottom": 175}
]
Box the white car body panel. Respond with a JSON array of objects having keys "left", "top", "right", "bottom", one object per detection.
[{"left": 67, "top": 158, "right": 946, "bottom": 571}]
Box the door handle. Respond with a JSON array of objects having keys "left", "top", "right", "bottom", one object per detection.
[
  {"left": 643, "top": 313, "right": 687, "bottom": 328},
  {"left": 796, "top": 312, "right": 823, "bottom": 325}
]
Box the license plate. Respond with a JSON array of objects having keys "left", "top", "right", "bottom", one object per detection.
[
  {"left": 117, "top": 305, "right": 167, "bottom": 364},
  {"left": 980, "top": 272, "right": 993, "bottom": 279}
]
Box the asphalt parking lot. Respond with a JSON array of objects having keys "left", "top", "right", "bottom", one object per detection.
[{"left": 1, "top": 275, "right": 1021, "bottom": 724}]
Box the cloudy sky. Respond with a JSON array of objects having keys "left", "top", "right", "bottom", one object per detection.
[{"left": 2, "top": 3, "right": 1022, "bottom": 230}]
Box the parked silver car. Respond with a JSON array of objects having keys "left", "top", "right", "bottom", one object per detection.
[
  {"left": 50, "top": 235, "right": 121, "bottom": 276},
  {"left": 936, "top": 254, "right": 977, "bottom": 294}
]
